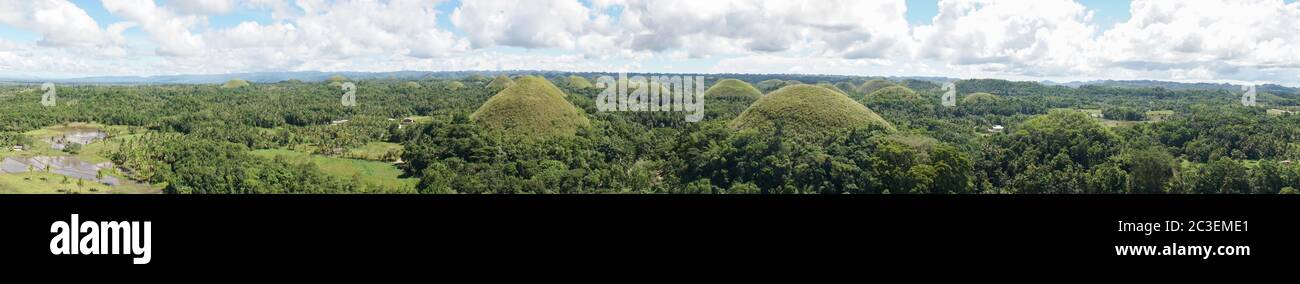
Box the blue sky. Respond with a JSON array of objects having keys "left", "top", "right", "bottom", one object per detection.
[{"left": 1, "top": 0, "right": 1298, "bottom": 86}]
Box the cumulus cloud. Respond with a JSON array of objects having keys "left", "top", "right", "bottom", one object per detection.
[
  {"left": 287, "top": 0, "right": 467, "bottom": 58},
  {"left": 1098, "top": 0, "right": 1300, "bottom": 82},
  {"left": 451, "top": 0, "right": 595, "bottom": 49},
  {"left": 711, "top": 54, "right": 904, "bottom": 75},
  {"left": 103, "top": 0, "right": 208, "bottom": 56},
  {"left": 913, "top": 0, "right": 1100, "bottom": 76},
  {"left": 0, "top": 0, "right": 128, "bottom": 49},
  {"left": 591, "top": 0, "right": 912, "bottom": 58},
  {"left": 170, "top": 0, "right": 237, "bottom": 15},
  {"left": 100, "top": 0, "right": 468, "bottom": 73}
]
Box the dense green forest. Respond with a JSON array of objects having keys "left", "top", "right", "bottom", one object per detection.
[{"left": 2, "top": 73, "right": 1299, "bottom": 194}]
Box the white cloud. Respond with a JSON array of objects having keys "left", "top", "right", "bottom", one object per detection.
[
  {"left": 451, "top": 0, "right": 595, "bottom": 49},
  {"left": 97, "top": 0, "right": 469, "bottom": 73},
  {"left": 0, "top": 0, "right": 127, "bottom": 49},
  {"left": 593, "top": 0, "right": 912, "bottom": 59},
  {"left": 286, "top": 0, "right": 467, "bottom": 58},
  {"left": 103, "top": 0, "right": 208, "bottom": 56},
  {"left": 913, "top": 0, "right": 1100, "bottom": 77},
  {"left": 207, "top": 21, "right": 298, "bottom": 48},
  {"left": 170, "top": 0, "right": 237, "bottom": 15},
  {"left": 1097, "top": 0, "right": 1300, "bottom": 83},
  {"left": 711, "top": 54, "right": 900, "bottom": 75}
]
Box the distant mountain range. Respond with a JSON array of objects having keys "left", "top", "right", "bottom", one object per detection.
[
  {"left": 1041, "top": 80, "right": 1298, "bottom": 96},
  {"left": 2, "top": 71, "right": 1295, "bottom": 95}
]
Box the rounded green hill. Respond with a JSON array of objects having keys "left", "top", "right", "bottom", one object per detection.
[
  {"left": 730, "top": 84, "right": 894, "bottom": 141},
  {"left": 834, "top": 82, "right": 858, "bottom": 94},
  {"left": 857, "top": 79, "right": 897, "bottom": 95},
  {"left": 221, "top": 79, "right": 250, "bottom": 89},
  {"left": 866, "top": 85, "right": 921, "bottom": 101},
  {"left": 704, "top": 79, "right": 763, "bottom": 120},
  {"left": 757, "top": 79, "right": 787, "bottom": 92},
  {"left": 487, "top": 75, "right": 514, "bottom": 91},
  {"left": 705, "top": 79, "right": 762, "bottom": 99},
  {"left": 445, "top": 81, "right": 465, "bottom": 91},
  {"left": 566, "top": 76, "right": 594, "bottom": 89},
  {"left": 472, "top": 76, "right": 590, "bottom": 140},
  {"left": 816, "top": 82, "right": 848, "bottom": 95}
]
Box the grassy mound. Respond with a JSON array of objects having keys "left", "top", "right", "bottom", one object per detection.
[
  {"left": 704, "top": 79, "right": 763, "bottom": 120},
  {"left": 962, "top": 92, "right": 999, "bottom": 104},
  {"left": 472, "top": 76, "right": 590, "bottom": 140},
  {"left": 834, "top": 82, "right": 858, "bottom": 94},
  {"left": 816, "top": 82, "right": 848, "bottom": 95},
  {"left": 866, "top": 86, "right": 921, "bottom": 101},
  {"left": 404, "top": 82, "right": 422, "bottom": 89},
  {"left": 445, "top": 81, "right": 465, "bottom": 91},
  {"left": 730, "top": 84, "right": 894, "bottom": 141},
  {"left": 566, "top": 76, "right": 594, "bottom": 89},
  {"left": 327, "top": 75, "right": 348, "bottom": 83},
  {"left": 221, "top": 79, "right": 250, "bottom": 89},
  {"left": 487, "top": 75, "right": 514, "bottom": 91},
  {"left": 901, "top": 79, "right": 940, "bottom": 91},
  {"left": 857, "top": 79, "right": 897, "bottom": 95},
  {"left": 704, "top": 79, "right": 762, "bottom": 99},
  {"left": 757, "top": 79, "right": 787, "bottom": 92}
]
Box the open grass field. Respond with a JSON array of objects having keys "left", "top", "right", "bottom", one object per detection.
[
  {"left": 23, "top": 122, "right": 129, "bottom": 138},
  {"left": 1050, "top": 108, "right": 1177, "bottom": 128},
  {"left": 1098, "top": 119, "right": 1142, "bottom": 127},
  {"left": 1146, "top": 110, "right": 1176, "bottom": 122},
  {"left": 251, "top": 149, "right": 417, "bottom": 191},
  {"left": 405, "top": 116, "right": 436, "bottom": 124},
  {"left": 1268, "top": 108, "right": 1298, "bottom": 116},
  {"left": 345, "top": 142, "right": 404, "bottom": 161}
]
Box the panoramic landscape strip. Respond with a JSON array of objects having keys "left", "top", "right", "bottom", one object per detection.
[{"left": 3, "top": 73, "right": 1298, "bottom": 194}]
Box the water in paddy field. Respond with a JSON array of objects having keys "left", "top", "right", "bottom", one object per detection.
[
  {"left": 0, "top": 156, "right": 121, "bottom": 186},
  {"left": 46, "top": 130, "right": 107, "bottom": 150}
]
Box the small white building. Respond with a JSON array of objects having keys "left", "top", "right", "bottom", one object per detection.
[
  {"left": 9, "top": 145, "right": 23, "bottom": 152},
  {"left": 989, "top": 125, "right": 1005, "bottom": 133}
]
